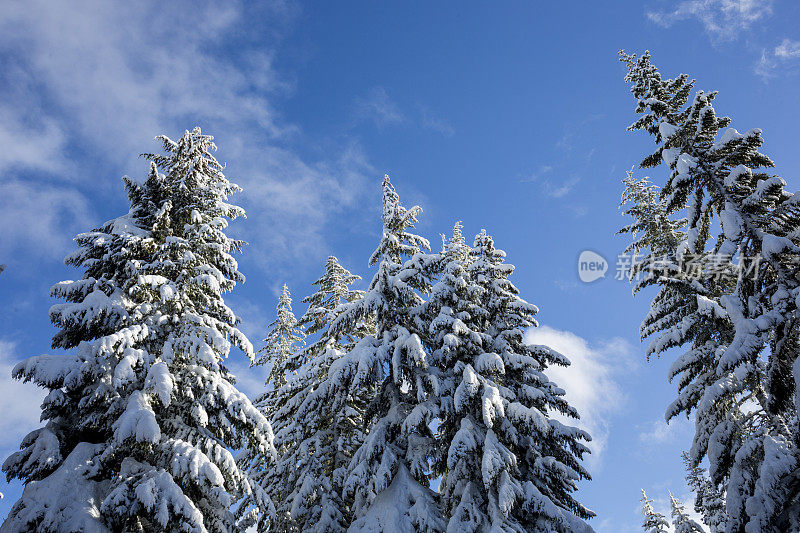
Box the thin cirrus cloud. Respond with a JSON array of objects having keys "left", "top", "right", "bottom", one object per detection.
[
  {"left": 354, "top": 87, "right": 455, "bottom": 137},
  {"left": 0, "top": 0, "right": 374, "bottom": 273},
  {"left": 775, "top": 38, "right": 800, "bottom": 59},
  {"left": 354, "top": 86, "right": 406, "bottom": 127},
  {"left": 637, "top": 416, "right": 693, "bottom": 447},
  {"left": 420, "top": 108, "right": 455, "bottom": 137},
  {"left": 756, "top": 38, "right": 800, "bottom": 78},
  {"left": 520, "top": 165, "right": 579, "bottom": 199},
  {"left": 647, "top": 0, "right": 773, "bottom": 42}
]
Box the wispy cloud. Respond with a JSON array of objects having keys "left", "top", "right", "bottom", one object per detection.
[
  {"left": 637, "top": 416, "right": 693, "bottom": 446},
  {"left": 0, "top": 179, "right": 93, "bottom": 262},
  {"left": 520, "top": 165, "right": 554, "bottom": 183},
  {"left": 420, "top": 108, "right": 455, "bottom": 137},
  {"left": 0, "top": 107, "right": 66, "bottom": 175},
  {"left": 0, "top": 0, "right": 372, "bottom": 274},
  {"left": 543, "top": 176, "right": 580, "bottom": 198},
  {"left": 353, "top": 90, "right": 455, "bottom": 138},
  {"left": 775, "top": 38, "right": 800, "bottom": 59},
  {"left": 520, "top": 115, "right": 599, "bottom": 204},
  {"left": 525, "top": 326, "right": 635, "bottom": 469},
  {"left": 520, "top": 165, "right": 579, "bottom": 199},
  {"left": 756, "top": 38, "right": 800, "bottom": 78},
  {"left": 354, "top": 86, "right": 405, "bottom": 127},
  {"left": 647, "top": 0, "right": 772, "bottom": 41},
  {"left": 555, "top": 114, "right": 604, "bottom": 152}
]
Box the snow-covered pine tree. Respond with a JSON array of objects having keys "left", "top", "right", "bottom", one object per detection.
[
  {"left": 617, "top": 171, "right": 685, "bottom": 263},
  {"left": 1, "top": 164, "right": 160, "bottom": 533},
  {"left": 261, "top": 257, "right": 370, "bottom": 533},
  {"left": 640, "top": 490, "right": 670, "bottom": 533},
  {"left": 239, "top": 284, "right": 306, "bottom": 531},
  {"left": 3, "top": 128, "right": 275, "bottom": 533},
  {"left": 618, "top": 171, "right": 739, "bottom": 520},
  {"left": 298, "top": 256, "right": 365, "bottom": 351},
  {"left": 310, "top": 175, "right": 445, "bottom": 532},
  {"left": 433, "top": 228, "right": 593, "bottom": 532},
  {"left": 254, "top": 284, "right": 306, "bottom": 392},
  {"left": 683, "top": 453, "right": 726, "bottom": 533},
  {"left": 670, "top": 493, "right": 707, "bottom": 533},
  {"left": 418, "top": 221, "right": 485, "bottom": 531},
  {"left": 620, "top": 51, "right": 800, "bottom": 531}
]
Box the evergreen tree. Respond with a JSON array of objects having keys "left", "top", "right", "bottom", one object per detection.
[
  {"left": 617, "top": 171, "right": 685, "bottom": 261},
  {"left": 298, "top": 256, "right": 365, "bottom": 349},
  {"left": 2, "top": 165, "right": 158, "bottom": 533},
  {"left": 262, "top": 257, "right": 369, "bottom": 533},
  {"left": 239, "top": 285, "right": 306, "bottom": 531},
  {"left": 314, "top": 175, "right": 445, "bottom": 532},
  {"left": 683, "top": 454, "right": 726, "bottom": 533},
  {"left": 620, "top": 51, "right": 800, "bottom": 531},
  {"left": 255, "top": 284, "right": 306, "bottom": 391},
  {"left": 640, "top": 490, "right": 670, "bottom": 533},
  {"left": 670, "top": 494, "right": 707, "bottom": 533},
  {"left": 433, "top": 229, "right": 593, "bottom": 532},
  {"left": 419, "top": 222, "right": 484, "bottom": 531},
  {"left": 3, "top": 128, "right": 275, "bottom": 532}
]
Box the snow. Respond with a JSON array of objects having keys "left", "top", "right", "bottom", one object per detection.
[
  {"left": 724, "top": 165, "right": 750, "bottom": 189},
  {"left": 0, "top": 443, "right": 110, "bottom": 533},
  {"left": 712, "top": 127, "right": 742, "bottom": 151},
  {"left": 659, "top": 121, "right": 680, "bottom": 140},
  {"left": 347, "top": 464, "right": 445, "bottom": 533},
  {"left": 675, "top": 153, "right": 697, "bottom": 178},
  {"left": 719, "top": 204, "right": 743, "bottom": 243},
  {"left": 474, "top": 352, "right": 505, "bottom": 374},
  {"left": 761, "top": 234, "right": 797, "bottom": 260},
  {"left": 663, "top": 147, "right": 681, "bottom": 167},
  {"left": 480, "top": 430, "right": 515, "bottom": 487},
  {"left": 114, "top": 391, "right": 161, "bottom": 444},
  {"left": 145, "top": 361, "right": 174, "bottom": 407},
  {"left": 480, "top": 383, "right": 503, "bottom": 428}
]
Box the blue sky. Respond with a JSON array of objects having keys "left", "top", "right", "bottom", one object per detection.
[{"left": 1, "top": 1, "right": 799, "bottom": 530}]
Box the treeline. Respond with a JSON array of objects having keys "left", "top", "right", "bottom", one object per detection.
[{"left": 1, "top": 131, "right": 592, "bottom": 532}]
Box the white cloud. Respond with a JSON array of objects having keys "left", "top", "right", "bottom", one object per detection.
[
  {"left": 355, "top": 87, "right": 405, "bottom": 127},
  {"left": 520, "top": 165, "right": 553, "bottom": 184},
  {"left": 524, "top": 325, "right": 634, "bottom": 469},
  {"left": 0, "top": 340, "right": 48, "bottom": 460},
  {"left": 756, "top": 38, "right": 800, "bottom": 78},
  {"left": 0, "top": 109, "right": 66, "bottom": 175},
  {"left": 421, "top": 109, "right": 455, "bottom": 137},
  {"left": 638, "top": 416, "right": 693, "bottom": 446},
  {"left": 0, "top": 179, "right": 93, "bottom": 262},
  {"left": 647, "top": 0, "right": 772, "bottom": 41},
  {"left": 520, "top": 166, "right": 579, "bottom": 199},
  {"left": 543, "top": 177, "right": 580, "bottom": 198},
  {"left": 775, "top": 38, "right": 800, "bottom": 59},
  {"left": 0, "top": 0, "right": 373, "bottom": 271}
]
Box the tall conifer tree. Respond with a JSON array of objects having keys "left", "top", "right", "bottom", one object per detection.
[
  {"left": 620, "top": 51, "right": 800, "bottom": 531},
  {"left": 3, "top": 128, "right": 274, "bottom": 533}
]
